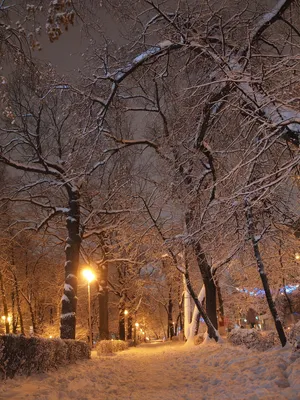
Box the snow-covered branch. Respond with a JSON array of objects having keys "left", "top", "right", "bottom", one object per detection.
[{"left": 249, "top": 0, "right": 295, "bottom": 45}]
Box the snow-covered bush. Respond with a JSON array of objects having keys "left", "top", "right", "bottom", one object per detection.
[
  {"left": 64, "top": 339, "right": 90, "bottom": 362},
  {"left": 194, "top": 333, "right": 204, "bottom": 345},
  {"left": 95, "top": 340, "right": 128, "bottom": 356},
  {"left": 0, "top": 335, "right": 90, "bottom": 379},
  {"left": 228, "top": 328, "right": 279, "bottom": 351}
]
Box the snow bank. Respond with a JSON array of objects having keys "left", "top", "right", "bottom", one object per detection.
[
  {"left": 228, "top": 328, "right": 280, "bottom": 351},
  {"left": 0, "top": 335, "right": 90, "bottom": 379},
  {"left": 1, "top": 341, "right": 300, "bottom": 399},
  {"left": 95, "top": 339, "right": 129, "bottom": 356}
]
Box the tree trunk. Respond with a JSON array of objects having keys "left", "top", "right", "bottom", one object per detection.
[
  {"left": 21, "top": 291, "right": 37, "bottom": 334},
  {"left": 11, "top": 292, "right": 17, "bottom": 334},
  {"left": 98, "top": 264, "right": 109, "bottom": 340},
  {"left": 119, "top": 309, "right": 125, "bottom": 341},
  {"left": 194, "top": 242, "right": 218, "bottom": 335},
  {"left": 0, "top": 271, "right": 9, "bottom": 334},
  {"left": 127, "top": 316, "right": 132, "bottom": 340},
  {"left": 183, "top": 275, "right": 191, "bottom": 339},
  {"left": 215, "top": 279, "right": 225, "bottom": 331},
  {"left": 185, "top": 284, "right": 206, "bottom": 343},
  {"left": 167, "top": 286, "right": 174, "bottom": 338},
  {"left": 245, "top": 199, "right": 286, "bottom": 347},
  {"left": 184, "top": 270, "right": 218, "bottom": 342},
  {"left": 13, "top": 273, "right": 24, "bottom": 335},
  {"left": 216, "top": 282, "right": 224, "bottom": 320},
  {"left": 60, "top": 186, "right": 81, "bottom": 339}
]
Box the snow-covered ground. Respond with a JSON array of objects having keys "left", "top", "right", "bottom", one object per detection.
[{"left": 1, "top": 340, "right": 300, "bottom": 399}]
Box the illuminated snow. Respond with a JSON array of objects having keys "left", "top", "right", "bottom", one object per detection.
[{"left": 1, "top": 341, "right": 300, "bottom": 399}]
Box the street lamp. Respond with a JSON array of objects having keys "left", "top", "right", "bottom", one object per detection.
[
  {"left": 124, "top": 309, "right": 129, "bottom": 340},
  {"left": 1, "top": 315, "right": 11, "bottom": 334},
  {"left": 1, "top": 315, "right": 11, "bottom": 324},
  {"left": 134, "top": 322, "right": 139, "bottom": 345},
  {"left": 82, "top": 268, "right": 96, "bottom": 348}
]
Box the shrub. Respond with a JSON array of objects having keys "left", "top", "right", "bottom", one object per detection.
[
  {"left": 95, "top": 340, "right": 128, "bottom": 356},
  {"left": 0, "top": 335, "right": 90, "bottom": 379},
  {"left": 227, "top": 328, "right": 278, "bottom": 351},
  {"left": 194, "top": 334, "right": 204, "bottom": 345}
]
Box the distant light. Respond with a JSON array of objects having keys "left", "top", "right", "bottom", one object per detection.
[
  {"left": 124, "top": 310, "right": 129, "bottom": 316},
  {"left": 49, "top": 335, "right": 53, "bottom": 338},
  {"left": 54, "top": 85, "right": 70, "bottom": 89},
  {"left": 295, "top": 253, "right": 300, "bottom": 261},
  {"left": 1, "top": 316, "right": 5, "bottom": 321},
  {"left": 7, "top": 316, "right": 11, "bottom": 323},
  {"left": 135, "top": 322, "right": 139, "bottom": 327},
  {"left": 82, "top": 268, "right": 95, "bottom": 283},
  {"left": 255, "top": 316, "right": 258, "bottom": 320},
  {"left": 244, "top": 319, "right": 247, "bottom": 322}
]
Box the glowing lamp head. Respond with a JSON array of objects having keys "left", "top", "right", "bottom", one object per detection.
[
  {"left": 295, "top": 252, "right": 300, "bottom": 261},
  {"left": 135, "top": 322, "right": 139, "bottom": 327},
  {"left": 124, "top": 310, "right": 129, "bottom": 316},
  {"left": 82, "top": 269, "right": 95, "bottom": 283}
]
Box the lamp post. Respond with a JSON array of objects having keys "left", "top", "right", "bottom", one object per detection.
[
  {"left": 82, "top": 268, "right": 95, "bottom": 348},
  {"left": 124, "top": 309, "right": 129, "bottom": 340},
  {"left": 1, "top": 315, "right": 11, "bottom": 334},
  {"left": 134, "top": 322, "right": 139, "bottom": 345}
]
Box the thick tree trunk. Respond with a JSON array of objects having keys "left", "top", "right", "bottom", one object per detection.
[
  {"left": 13, "top": 274, "right": 24, "bottom": 335},
  {"left": 216, "top": 282, "right": 224, "bottom": 320},
  {"left": 245, "top": 200, "right": 287, "bottom": 347},
  {"left": 0, "top": 271, "right": 10, "bottom": 334},
  {"left": 183, "top": 276, "right": 191, "bottom": 339},
  {"left": 194, "top": 242, "right": 218, "bottom": 336},
  {"left": 119, "top": 310, "right": 125, "bottom": 341},
  {"left": 11, "top": 292, "right": 17, "bottom": 334},
  {"left": 185, "top": 210, "right": 218, "bottom": 338},
  {"left": 9, "top": 248, "right": 24, "bottom": 334},
  {"left": 98, "top": 264, "right": 109, "bottom": 340},
  {"left": 21, "top": 292, "right": 37, "bottom": 334},
  {"left": 127, "top": 316, "right": 132, "bottom": 340},
  {"left": 215, "top": 279, "right": 225, "bottom": 331},
  {"left": 60, "top": 186, "right": 81, "bottom": 339},
  {"left": 167, "top": 286, "right": 174, "bottom": 338},
  {"left": 184, "top": 270, "right": 218, "bottom": 342},
  {"left": 185, "top": 284, "right": 206, "bottom": 343}
]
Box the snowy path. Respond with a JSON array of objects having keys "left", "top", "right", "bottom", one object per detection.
[{"left": 1, "top": 340, "right": 300, "bottom": 400}]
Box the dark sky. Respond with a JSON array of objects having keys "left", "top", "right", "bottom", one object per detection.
[
  {"left": 37, "top": 24, "right": 86, "bottom": 74},
  {"left": 35, "top": 9, "right": 124, "bottom": 75}
]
